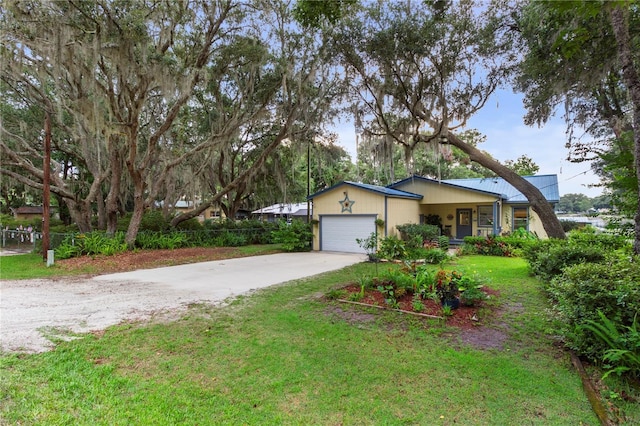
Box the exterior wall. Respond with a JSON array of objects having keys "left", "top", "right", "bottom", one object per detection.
[
  {"left": 174, "top": 206, "right": 225, "bottom": 222},
  {"left": 502, "top": 204, "right": 549, "bottom": 239},
  {"left": 394, "top": 180, "right": 496, "bottom": 204},
  {"left": 15, "top": 213, "right": 42, "bottom": 221},
  {"left": 311, "top": 185, "right": 387, "bottom": 250},
  {"left": 385, "top": 198, "right": 421, "bottom": 238}
]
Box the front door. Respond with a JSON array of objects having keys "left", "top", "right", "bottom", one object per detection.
[{"left": 456, "top": 208, "right": 472, "bottom": 239}]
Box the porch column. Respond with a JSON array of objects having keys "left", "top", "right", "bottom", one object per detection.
[{"left": 493, "top": 200, "right": 501, "bottom": 235}]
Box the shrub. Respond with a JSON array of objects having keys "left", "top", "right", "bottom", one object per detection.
[
  {"left": 460, "top": 286, "right": 487, "bottom": 307},
  {"left": 271, "top": 220, "right": 312, "bottom": 252},
  {"left": 527, "top": 243, "right": 606, "bottom": 283},
  {"left": 396, "top": 223, "right": 440, "bottom": 244},
  {"left": 377, "top": 235, "right": 407, "bottom": 260},
  {"left": 422, "top": 248, "right": 449, "bottom": 264},
  {"left": 175, "top": 218, "right": 203, "bottom": 230},
  {"left": 546, "top": 259, "right": 640, "bottom": 361},
  {"left": 54, "top": 231, "right": 128, "bottom": 258},
  {"left": 462, "top": 235, "right": 512, "bottom": 257},
  {"left": 213, "top": 230, "right": 248, "bottom": 247},
  {"left": 437, "top": 235, "right": 450, "bottom": 251},
  {"left": 523, "top": 231, "right": 631, "bottom": 282},
  {"left": 560, "top": 220, "right": 583, "bottom": 233}
]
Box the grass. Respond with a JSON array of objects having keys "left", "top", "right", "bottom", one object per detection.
[
  {"left": 0, "top": 245, "right": 281, "bottom": 280},
  {"left": 0, "top": 253, "right": 64, "bottom": 280},
  {"left": 0, "top": 255, "right": 615, "bottom": 424}
]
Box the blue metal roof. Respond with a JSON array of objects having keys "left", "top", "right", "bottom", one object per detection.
[
  {"left": 308, "top": 181, "right": 423, "bottom": 200},
  {"left": 390, "top": 174, "right": 559, "bottom": 203},
  {"left": 441, "top": 175, "right": 560, "bottom": 203}
]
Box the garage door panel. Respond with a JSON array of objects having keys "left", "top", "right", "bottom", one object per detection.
[{"left": 321, "top": 215, "right": 375, "bottom": 253}]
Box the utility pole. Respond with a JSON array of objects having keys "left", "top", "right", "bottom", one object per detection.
[
  {"left": 307, "top": 140, "right": 311, "bottom": 223},
  {"left": 42, "top": 111, "right": 51, "bottom": 262}
]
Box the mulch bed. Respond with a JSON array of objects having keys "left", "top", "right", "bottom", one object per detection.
[
  {"left": 337, "top": 283, "right": 500, "bottom": 330},
  {"left": 56, "top": 247, "right": 246, "bottom": 274}
]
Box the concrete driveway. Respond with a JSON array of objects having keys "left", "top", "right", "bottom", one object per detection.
[{"left": 0, "top": 252, "right": 364, "bottom": 353}]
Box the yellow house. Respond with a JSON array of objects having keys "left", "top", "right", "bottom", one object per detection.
[{"left": 308, "top": 175, "right": 559, "bottom": 253}]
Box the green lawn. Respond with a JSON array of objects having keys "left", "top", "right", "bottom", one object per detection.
[{"left": 0, "top": 256, "right": 602, "bottom": 424}]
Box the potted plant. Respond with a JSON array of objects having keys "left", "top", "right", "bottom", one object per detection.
[{"left": 435, "top": 269, "right": 460, "bottom": 309}]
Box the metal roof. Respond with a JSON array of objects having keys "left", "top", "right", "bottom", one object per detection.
[
  {"left": 308, "top": 181, "right": 423, "bottom": 200},
  {"left": 252, "top": 203, "right": 310, "bottom": 215},
  {"left": 441, "top": 174, "right": 560, "bottom": 203},
  {"left": 390, "top": 174, "right": 559, "bottom": 203}
]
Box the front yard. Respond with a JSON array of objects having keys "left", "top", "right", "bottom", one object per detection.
[{"left": 0, "top": 255, "right": 621, "bottom": 424}]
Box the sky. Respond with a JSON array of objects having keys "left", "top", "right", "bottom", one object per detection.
[{"left": 331, "top": 88, "right": 604, "bottom": 198}]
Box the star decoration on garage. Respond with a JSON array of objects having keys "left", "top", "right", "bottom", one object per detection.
[{"left": 339, "top": 194, "right": 354, "bottom": 213}]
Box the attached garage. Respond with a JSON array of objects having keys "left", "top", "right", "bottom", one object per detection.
[
  {"left": 320, "top": 215, "right": 376, "bottom": 253},
  {"left": 308, "top": 181, "right": 423, "bottom": 253}
]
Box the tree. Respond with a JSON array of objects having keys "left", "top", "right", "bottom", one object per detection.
[
  {"left": 355, "top": 128, "right": 496, "bottom": 185},
  {"left": 319, "top": 0, "right": 566, "bottom": 238},
  {"left": 503, "top": 155, "right": 540, "bottom": 176},
  {"left": 557, "top": 193, "right": 593, "bottom": 214},
  {"left": 516, "top": 0, "right": 640, "bottom": 254},
  {"left": 1, "top": 1, "right": 339, "bottom": 245}
]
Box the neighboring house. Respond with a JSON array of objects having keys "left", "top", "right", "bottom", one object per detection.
[
  {"left": 307, "top": 174, "right": 560, "bottom": 253},
  {"left": 252, "top": 203, "right": 311, "bottom": 222},
  {"left": 173, "top": 201, "right": 225, "bottom": 222},
  {"left": 10, "top": 206, "right": 44, "bottom": 221}
]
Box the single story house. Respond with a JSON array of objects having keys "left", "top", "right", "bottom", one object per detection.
[
  {"left": 252, "top": 203, "right": 311, "bottom": 222},
  {"left": 307, "top": 174, "right": 559, "bottom": 253},
  {"left": 10, "top": 206, "right": 44, "bottom": 221}
]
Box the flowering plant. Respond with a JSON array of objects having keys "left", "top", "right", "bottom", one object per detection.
[{"left": 435, "top": 270, "right": 460, "bottom": 303}]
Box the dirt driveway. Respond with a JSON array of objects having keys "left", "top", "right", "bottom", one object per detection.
[{"left": 0, "top": 252, "right": 364, "bottom": 353}]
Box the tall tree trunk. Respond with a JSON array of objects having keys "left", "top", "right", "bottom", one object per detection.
[
  {"left": 125, "top": 174, "right": 146, "bottom": 247},
  {"left": 446, "top": 133, "right": 566, "bottom": 239},
  {"left": 610, "top": 6, "right": 640, "bottom": 256},
  {"left": 63, "top": 198, "right": 93, "bottom": 233},
  {"left": 105, "top": 139, "right": 123, "bottom": 236}
]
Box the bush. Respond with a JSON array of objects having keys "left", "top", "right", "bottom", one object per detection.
[
  {"left": 527, "top": 242, "right": 606, "bottom": 283},
  {"left": 422, "top": 248, "right": 450, "bottom": 264},
  {"left": 546, "top": 259, "right": 640, "bottom": 362},
  {"left": 271, "top": 220, "right": 312, "bottom": 252},
  {"left": 523, "top": 231, "right": 630, "bottom": 282},
  {"left": 213, "top": 230, "right": 248, "bottom": 247},
  {"left": 396, "top": 223, "right": 440, "bottom": 245},
  {"left": 378, "top": 235, "right": 408, "bottom": 260},
  {"left": 175, "top": 218, "right": 203, "bottom": 230},
  {"left": 54, "top": 231, "right": 128, "bottom": 259},
  {"left": 140, "top": 210, "right": 170, "bottom": 231},
  {"left": 560, "top": 220, "right": 583, "bottom": 233},
  {"left": 462, "top": 235, "right": 512, "bottom": 257}
]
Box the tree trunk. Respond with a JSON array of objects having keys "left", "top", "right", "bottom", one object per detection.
[
  {"left": 63, "top": 198, "right": 93, "bottom": 233},
  {"left": 105, "top": 140, "right": 123, "bottom": 236},
  {"left": 446, "top": 133, "right": 566, "bottom": 239},
  {"left": 125, "top": 177, "right": 145, "bottom": 247},
  {"left": 610, "top": 6, "right": 640, "bottom": 256}
]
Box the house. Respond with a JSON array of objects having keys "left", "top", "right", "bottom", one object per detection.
[
  {"left": 307, "top": 174, "right": 559, "bottom": 253},
  {"left": 252, "top": 203, "right": 311, "bottom": 222},
  {"left": 172, "top": 200, "right": 225, "bottom": 222},
  {"left": 10, "top": 206, "right": 44, "bottom": 221}
]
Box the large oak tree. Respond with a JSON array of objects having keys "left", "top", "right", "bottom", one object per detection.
[{"left": 322, "top": 0, "right": 566, "bottom": 238}]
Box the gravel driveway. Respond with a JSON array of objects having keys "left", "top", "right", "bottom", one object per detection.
[{"left": 0, "top": 252, "right": 364, "bottom": 353}]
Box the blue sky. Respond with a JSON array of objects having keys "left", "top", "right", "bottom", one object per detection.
[{"left": 332, "top": 88, "right": 604, "bottom": 197}]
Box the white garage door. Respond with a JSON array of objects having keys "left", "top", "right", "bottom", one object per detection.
[{"left": 320, "top": 215, "right": 376, "bottom": 253}]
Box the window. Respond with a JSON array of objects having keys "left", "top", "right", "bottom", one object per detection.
[
  {"left": 477, "top": 205, "right": 493, "bottom": 227},
  {"left": 513, "top": 207, "right": 528, "bottom": 230}
]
